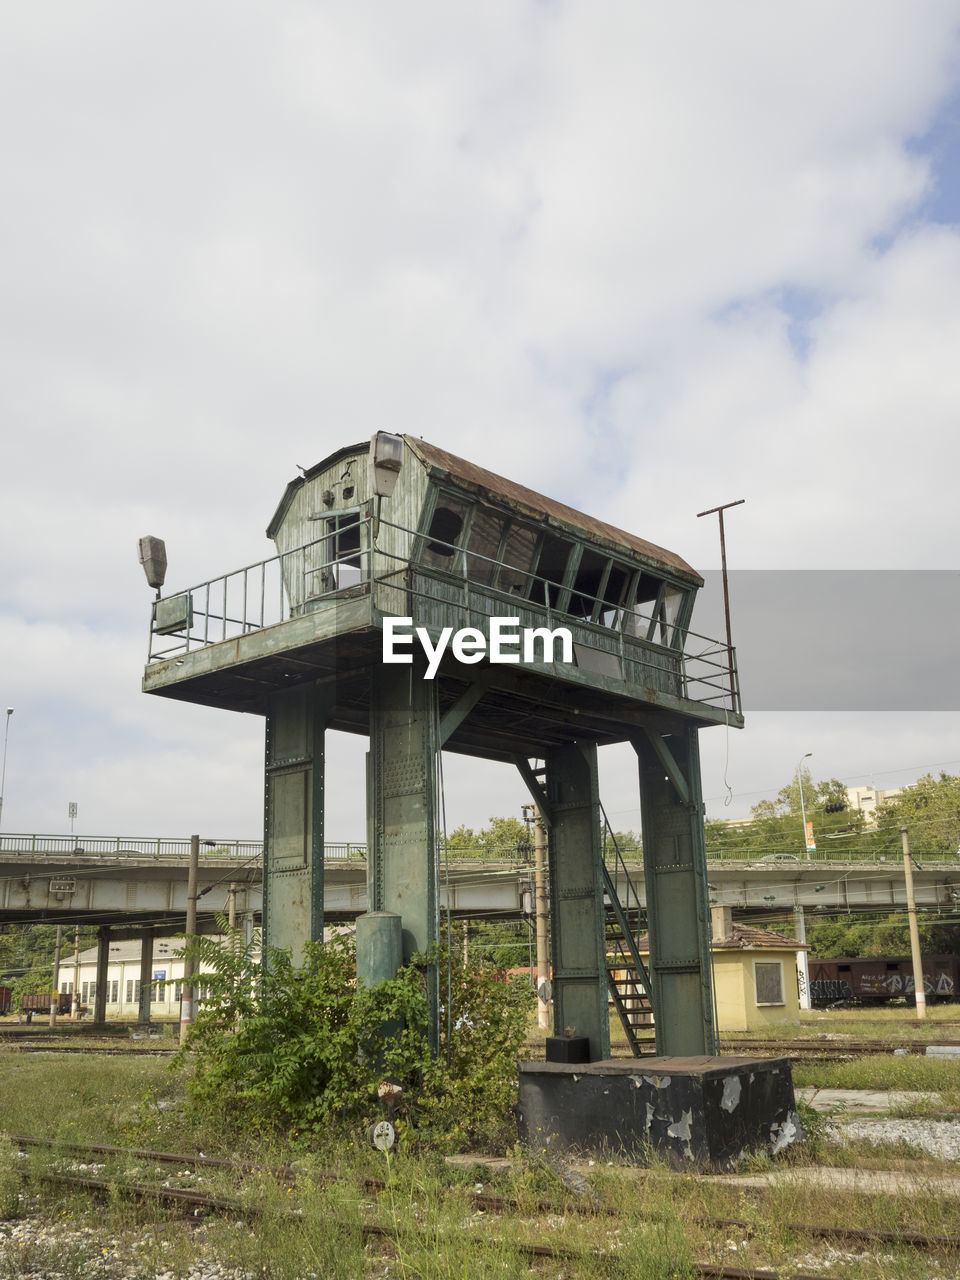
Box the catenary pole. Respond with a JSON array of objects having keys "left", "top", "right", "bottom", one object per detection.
[{"left": 901, "top": 826, "right": 926, "bottom": 1020}]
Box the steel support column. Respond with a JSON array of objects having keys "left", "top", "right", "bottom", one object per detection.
[
  {"left": 93, "top": 927, "right": 110, "bottom": 1025},
  {"left": 634, "top": 727, "right": 716, "bottom": 1056},
  {"left": 263, "top": 684, "right": 327, "bottom": 962},
  {"left": 367, "top": 659, "right": 439, "bottom": 1046},
  {"left": 543, "top": 743, "right": 609, "bottom": 1062}
]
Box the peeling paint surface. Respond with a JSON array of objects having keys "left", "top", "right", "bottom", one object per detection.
[
  {"left": 720, "top": 1075, "right": 742, "bottom": 1113},
  {"left": 770, "top": 1110, "right": 803, "bottom": 1155},
  {"left": 667, "top": 1109, "right": 693, "bottom": 1141}
]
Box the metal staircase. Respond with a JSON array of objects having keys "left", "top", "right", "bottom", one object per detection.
[{"left": 600, "top": 812, "right": 655, "bottom": 1055}]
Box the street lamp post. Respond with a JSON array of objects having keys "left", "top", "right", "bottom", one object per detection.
[
  {"left": 796, "top": 752, "right": 813, "bottom": 861},
  {"left": 0, "top": 708, "right": 13, "bottom": 831}
]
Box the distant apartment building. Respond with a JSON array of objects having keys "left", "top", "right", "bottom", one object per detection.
[{"left": 845, "top": 785, "right": 903, "bottom": 827}]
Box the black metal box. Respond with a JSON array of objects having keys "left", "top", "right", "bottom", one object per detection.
[
  {"left": 545, "top": 1035, "right": 591, "bottom": 1064},
  {"left": 519, "top": 1055, "right": 802, "bottom": 1170}
]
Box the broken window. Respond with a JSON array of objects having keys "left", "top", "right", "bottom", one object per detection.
[
  {"left": 569, "top": 548, "right": 609, "bottom": 618},
  {"left": 464, "top": 507, "right": 505, "bottom": 586},
  {"left": 421, "top": 499, "right": 469, "bottom": 570},
  {"left": 496, "top": 524, "right": 538, "bottom": 597},
  {"left": 599, "top": 563, "right": 635, "bottom": 628},
  {"left": 530, "top": 533, "right": 572, "bottom": 608}
]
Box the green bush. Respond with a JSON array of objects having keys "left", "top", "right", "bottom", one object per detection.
[{"left": 176, "top": 926, "right": 532, "bottom": 1152}]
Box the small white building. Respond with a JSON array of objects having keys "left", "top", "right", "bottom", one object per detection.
[{"left": 63, "top": 937, "right": 225, "bottom": 1017}]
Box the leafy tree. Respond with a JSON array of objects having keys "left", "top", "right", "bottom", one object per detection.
[
  {"left": 445, "top": 816, "right": 530, "bottom": 859},
  {"left": 467, "top": 919, "right": 533, "bottom": 970},
  {"left": 877, "top": 772, "right": 960, "bottom": 860},
  {"left": 704, "top": 770, "right": 877, "bottom": 861},
  {"left": 604, "top": 827, "right": 642, "bottom": 856},
  {"left": 10, "top": 966, "right": 54, "bottom": 1010},
  {"left": 807, "top": 912, "right": 960, "bottom": 959}
]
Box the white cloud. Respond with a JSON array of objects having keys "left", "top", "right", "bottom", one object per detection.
[{"left": 1, "top": 2, "right": 959, "bottom": 838}]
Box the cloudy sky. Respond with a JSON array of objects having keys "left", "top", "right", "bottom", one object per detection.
[{"left": 2, "top": 1, "right": 959, "bottom": 844}]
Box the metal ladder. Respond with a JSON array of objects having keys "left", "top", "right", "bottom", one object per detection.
[{"left": 600, "top": 812, "right": 655, "bottom": 1055}]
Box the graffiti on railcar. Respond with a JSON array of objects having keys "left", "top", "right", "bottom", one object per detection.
[
  {"left": 810, "top": 977, "right": 853, "bottom": 1003},
  {"left": 810, "top": 956, "right": 958, "bottom": 1004}
]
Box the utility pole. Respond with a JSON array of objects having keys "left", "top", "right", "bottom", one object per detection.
[
  {"left": 227, "top": 882, "right": 237, "bottom": 929},
  {"left": 180, "top": 833, "right": 200, "bottom": 1038},
  {"left": 49, "top": 924, "right": 63, "bottom": 1028},
  {"left": 901, "top": 826, "right": 926, "bottom": 1020},
  {"left": 533, "top": 807, "right": 550, "bottom": 1029}
]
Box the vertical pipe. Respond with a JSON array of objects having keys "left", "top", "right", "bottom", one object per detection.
[
  {"left": 180, "top": 833, "right": 200, "bottom": 1037},
  {"left": 534, "top": 809, "right": 550, "bottom": 1029},
  {"left": 901, "top": 826, "right": 927, "bottom": 1020}
]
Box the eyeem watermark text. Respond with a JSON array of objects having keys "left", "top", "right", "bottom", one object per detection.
[{"left": 383, "top": 616, "right": 573, "bottom": 680}]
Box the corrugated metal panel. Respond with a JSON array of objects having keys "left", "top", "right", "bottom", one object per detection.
[{"left": 405, "top": 438, "right": 702, "bottom": 586}]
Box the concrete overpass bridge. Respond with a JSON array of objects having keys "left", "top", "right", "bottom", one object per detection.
[
  {"left": 4, "top": 832, "right": 958, "bottom": 1028},
  {"left": 3, "top": 833, "right": 960, "bottom": 932}
]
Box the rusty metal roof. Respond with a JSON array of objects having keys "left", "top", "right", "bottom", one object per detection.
[{"left": 405, "top": 437, "right": 701, "bottom": 585}]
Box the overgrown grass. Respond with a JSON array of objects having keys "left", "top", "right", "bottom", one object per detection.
[
  {"left": 722, "top": 1001, "right": 960, "bottom": 1042},
  {"left": 3, "top": 1018, "right": 960, "bottom": 1278},
  {"left": 792, "top": 1051, "right": 960, "bottom": 1107}
]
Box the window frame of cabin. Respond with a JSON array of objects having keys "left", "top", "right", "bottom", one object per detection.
[{"left": 415, "top": 487, "right": 696, "bottom": 647}]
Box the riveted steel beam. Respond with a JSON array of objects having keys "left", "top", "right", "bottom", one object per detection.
[
  {"left": 544, "top": 743, "right": 609, "bottom": 1061},
  {"left": 634, "top": 728, "right": 716, "bottom": 1056}
]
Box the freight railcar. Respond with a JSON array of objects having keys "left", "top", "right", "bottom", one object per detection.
[
  {"left": 0, "top": 986, "right": 11, "bottom": 1014},
  {"left": 809, "top": 955, "right": 960, "bottom": 1005},
  {"left": 20, "top": 992, "right": 73, "bottom": 1015}
]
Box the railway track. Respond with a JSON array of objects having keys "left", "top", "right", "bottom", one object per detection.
[
  {"left": 0, "top": 1042, "right": 176, "bottom": 1055},
  {"left": 5, "top": 1132, "right": 960, "bottom": 1277}
]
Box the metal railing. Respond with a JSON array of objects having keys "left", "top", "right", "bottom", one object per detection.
[
  {"left": 146, "top": 513, "right": 741, "bottom": 716},
  {"left": 0, "top": 834, "right": 365, "bottom": 862},
  {"left": 3, "top": 833, "right": 937, "bottom": 867}
]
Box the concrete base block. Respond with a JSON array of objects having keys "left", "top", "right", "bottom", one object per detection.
[{"left": 518, "top": 1055, "right": 803, "bottom": 1171}]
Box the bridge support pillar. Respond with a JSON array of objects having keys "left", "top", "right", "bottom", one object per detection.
[
  {"left": 137, "top": 931, "right": 153, "bottom": 1025},
  {"left": 93, "top": 927, "right": 110, "bottom": 1026}
]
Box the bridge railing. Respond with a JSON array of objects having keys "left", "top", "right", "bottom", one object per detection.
[{"left": 0, "top": 835, "right": 365, "bottom": 862}]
